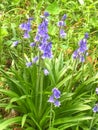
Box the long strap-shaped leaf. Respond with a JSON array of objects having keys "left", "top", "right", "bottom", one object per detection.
[{"left": 0, "top": 116, "right": 22, "bottom": 130}]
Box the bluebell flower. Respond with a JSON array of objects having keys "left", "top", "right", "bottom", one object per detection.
[
  {"left": 54, "top": 100, "right": 61, "bottom": 107},
  {"left": 40, "top": 42, "right": 53, "bottom": 59},
  {"left": 37, "top": 19, "right": 48, "bottom": 38},
  {"left": 52, "top": 88, "right": 61, "bottom": 99},
  {"left": 34, "top": 35, "right": 40, "bottom": 42},
  {"left": 93, "top": 103, "right": 98, "bottom": 112},
  {"left": 57, "top": 21, "right": 65, "bottom": 27},
  {"left": 42, "top": 51, "right": 53, "bottom": 59},
  {"left": 19, "top": 21, "right": 31, "bottom": 32},
  {"left": 19, "top": 23, "right": 28, "bottom": 31},
  {"left": 12, "top": 41, "right": 19, "bottom": 47},
  {"left": 72, "top": 50, "right": 79, "bottom": 59},
  {"left": 60, "top": 29, "right": 66, "bottom": 38},
  {"left": 80, "top": 55, "right": 85, "bottom": 62},
  {"left": 32, "top": 56, "right": 38, "bottom": 63},
  {"left": 57, "top": 14, "right": 67, "bottom": 38},
  {"left": 78, "top": 39, "right": 88, "bottom": 53},
  {"left": 85, "top": 33, "right": 89, "bottom": 39},
  {"left": 19, "top": 18, "right": 33, "bottom": 39},
  {"left": 44, "top": 12, "right": 50, "bottom": 17},
  {"left": 72, "top": 33, "right": 89, "bottom": 62},
  {"left": 34, "top": 12, "right": 52, "bottom": 59},
  {"left": 30, "top": 42, "right": 36, "bottom": 47},
  {"left": 23, "top": 30, "right": 30, "bottom": 38},
  {"left": 28, "top": 17, "right": 34, "bottom": 21},
  {"left": 26, "top": 62, "right": 32, "bottom": 67},
  {"left": 62, "top": 14, "right": 67, "bottom": 21},
  {"left": 43, "top": 69, "right": 49, "bottom": 76},
  {"left": 48, "top": 95, "right": 54, "bottom": 103},
  {"left": 48, "top": 87, "right": 61, "bottom": 107},
  {"left": 40, "top": 12, "right": 50, "bottom": 19}
]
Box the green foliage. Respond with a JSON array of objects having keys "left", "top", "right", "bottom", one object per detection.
[{"left": 0, "top": 0, "right": 98, "bottom": 130}]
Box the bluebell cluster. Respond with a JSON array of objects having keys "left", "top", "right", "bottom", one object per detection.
[
  {"left": 19, "top": 18, "right": 33, "bottom": 38},
  {"left": 19, "top": 12, "right": 53, "bottom": 67},
  {"left": 57, "top": 14, "right": 67, "bottom": 38},
  {"left": 48, "top": 88, "right": 61, "bottom": 107},
  {"left": 72, "top": 33, "right": 89, "bottom": 62},
  {"left": 35, "top": 12, "right": 53, "bottom": 59}
]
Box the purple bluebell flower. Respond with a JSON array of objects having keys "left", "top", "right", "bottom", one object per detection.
[
  {"left": 48, "top": 95, "right": 54, "bottom": 103},
  {"left": 57, "top": 14, "right": 67, "bottom": 38},
  {"left": 19, "top": 18, "right": 33, "bottom": 31},
  {"left": 44, "top": 12, "right": 50, "bottom": 17},
  {"left": 30, "top": 42, "right": 36, "bottom": 47},
  {"left": 28, "top": 17, "right": 33, "bottom": 21},
  {"left": 48, "top": 87, "right": 61, "bottom": 107},
  {"left": 26, "top": 62, "right": 32, "bottom": 67},
  {"left": 72, "top": 50, "right": 79, "bottom": 59},
  {"left": 37, "top": 19, "right": 48, "bottom": 38},
  {"left": 19, "top": 22, "right": 31, "bottom": 32},
  {"left": 80, "top": 55, "right": 85, "bottom": 62},
  {"left": 96, "top": 88, "right": 98, "bottom": 94},
  {"left": 40, "top": 12, "right": 49, "bottom": 19},
  {"left": 60, "top": 29, "right": 66, "bottom": 38},
  {"left": 12, "top": 41, "right": 18, "bottom": 47},
  {"left": 52, "top": 88, "right": 61, "bottom": 99},
  {"left": 19, "top": 23, "right": 27, "bottom": 30},
  {"left": 34, "top": 12, "right": 52, "bottom": 59},
  {"left": 85, "top": 33, "right": 89, "bottom": 39},
  {"left": 32, "top": 56, "right": 38, "bottom": 63},
  {"left": 57, "top": 21, "right": 65, "bottom": 27},
  {"left": 23, "top": 31, "right": 30, "bottom": 38},
  {"left": 41, "top": 42, "right": 53, "bottom": 59},
  {"left": 72, "top": 33, "right": 89, "bottom": 62},
  {"left": 93, "top": 103, "right": 98, "bottom": 112},
  {"left": 54, "top": 100, "right": 61, "bottom": 107},
  {"left": 34, "top": 35, "right": 40, "bottom": 42},
  {"left": 62, "top": 14, "right": 67, "bottom": 21},
  {"left": 42, "top": 51, "right": 53, "bottom": 59},
  {"left": 44, "top": 69, "right": 49, "bottom": 76},
  {"left": 79, "top": 39, "right": 87, "bottom": 46},
  {"left": 19, "top": 18, "right": 33, "bottom": 39}
]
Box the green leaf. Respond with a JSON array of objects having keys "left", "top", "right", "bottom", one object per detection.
[
  {"left": 0, "top": 89, "right": 18, "bottom": 98},
  {"left": 28, "top": 113, "right": 42, "bottom": 130},
  {"left": 0, "top": 117, "right": 22, "bottom": 130},
  {"left": 0, "top": 103, "right": 7, "bottom": 108},
  {"left": 54, "top": 116, "right": 92, "bottom": 125},
  {"left": 56, "top": 75, "right": 72, "bottom": 88},
  {"left": 0, "top": 27, "right": 8, "bottom": 37},
  {"left": 49, "top": 128, "right": 59, "bottom": 130},
  {"left": 21, "top": 114, "right": 28, "bottom": 128},
  {"left": 26, "top": 127, "right": 35, "bottom": 130},
  {"left": 46, "top": 2, "right": 60, "bottom": 15},
  {"left": 10, "top": 95, "right": 31, "bottom": 103},
  {"left": 58, "top": 123, "right": 78, "bottom": 129}
]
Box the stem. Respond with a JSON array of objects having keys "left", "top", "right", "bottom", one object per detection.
[
  {"left": 49, "top": 103, "right": 53, "bottom": 128},
  {"left": 68, "top": 59, "right": 77, "bottom": 92},
  {"left": 22, "top": 40, "right": 24, "bottom": 60},
  {"left": 89, "top": 112, "right": 96, "bottom": 130},
  {"left": 81, "top": 61, "right": 84, "bottom": 82},
  {"left": 39, "top": 70, "right": 43, "bottom": 114},
  {"left": 35, "top": 52, "right": 40, "bottom": 111}
]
